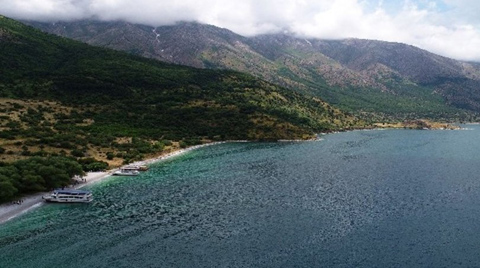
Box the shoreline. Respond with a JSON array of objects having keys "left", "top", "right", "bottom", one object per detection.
[
  {"left": 0, "top": 125, "right": 470, "bottom": 225},
  {"left": 0, "top": 141, "right": 226, "bottom": 225}
]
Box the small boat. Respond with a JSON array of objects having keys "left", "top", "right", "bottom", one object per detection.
[
  {"left": 123, "top": 165, "right": 149, "bottom": 171},
  {"left": 42, "top": 189, "right": 93, "bottom": 203},
  {"left": 112, "top": 168, "right": 140, "bottom": 176}
]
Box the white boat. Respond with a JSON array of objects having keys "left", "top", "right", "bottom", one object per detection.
[
  {"left": 42, "top": 189, "right": 93, "bottom": 203},
  {"left": 123, "top": 165, "right": 149, "bottom": 171},
  {"left": 112, "top": 168, "right": 140, "bottom": 176}
]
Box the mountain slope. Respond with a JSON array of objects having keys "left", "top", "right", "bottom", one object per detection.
[
  {"left": 27, "top": 20, "right": 480, "bottom": 121},
  {"left": 0, "top": 15, "right": 361, "bottom": 148},
  {"left": 314, "top": 39, "right": 480, "bottom": 110}
]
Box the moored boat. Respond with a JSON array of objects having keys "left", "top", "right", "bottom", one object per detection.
[
  {"left": 112, "top": 168, "right": 140, "bottom": 176},
  {"left": 124, "top": 165, "right": 149, "bottom": 171},
  {"left": 42, "top": 189, "right": 93, "bottom": 203}
]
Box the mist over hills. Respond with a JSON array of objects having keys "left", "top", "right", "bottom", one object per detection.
[{"left": 26, "top": 19, "right": 480, "bottom": 121}]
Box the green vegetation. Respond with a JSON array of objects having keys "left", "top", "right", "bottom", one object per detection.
[
  {"left": 313, "top": 83, "right": 477, "bottom": 123},
  {"left": 266, "top": 52, "right": 478, "bottom": 123},
  {"left": 28, "top": 20, "right": 480, "bottom": 121},
  {"left": 0, "top": 16, "right": 361, "bottom": 139},
  {"left": 201, "top": 41, "right": 476, "bottom": 122},
  {"left": 0, "top": 16, "right": 367, "bottom": 202},
  {"left": 0, "top": 156, "right": 83, "bottom": 202}
]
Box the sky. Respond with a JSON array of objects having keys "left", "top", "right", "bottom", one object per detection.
[{"left": 2, "top": 0, "right": 480, "bottom": 62}]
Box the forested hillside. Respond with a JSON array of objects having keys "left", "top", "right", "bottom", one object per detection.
[
  {"left": 28, "top": 20, "right": 480, "bottom": 121},
  {"left": 0, "top": 16, "right": 365, "bottom": 201}
]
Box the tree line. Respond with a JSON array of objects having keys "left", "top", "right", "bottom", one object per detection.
[{"left": 0, "top": 156, "right": 84, "bottom": 203}]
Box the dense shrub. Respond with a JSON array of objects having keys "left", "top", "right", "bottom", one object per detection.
[
  {"left": 0, "top": 156, "right": 84, "bottom": 202},
  {"left": 70, "top": 149, "right": 85, "bottom": 157},
  {"left": 77, "top": 157, "right": 109, "bottom": 172}
]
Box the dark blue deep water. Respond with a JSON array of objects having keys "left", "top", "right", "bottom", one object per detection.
[{"left": 2, "top": 126, "right": 480, "bottom": 267}]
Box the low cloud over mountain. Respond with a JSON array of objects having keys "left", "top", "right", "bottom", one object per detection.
[{"left": 3, "top": 0, "right": 480, "bottom": 61}]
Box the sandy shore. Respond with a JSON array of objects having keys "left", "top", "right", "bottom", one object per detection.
[
  {"left": 0, "top": 142, "right": 226, "bottom": 225},
  {"left": 0, "top": 171, "right": 110, "bottom": 224}
]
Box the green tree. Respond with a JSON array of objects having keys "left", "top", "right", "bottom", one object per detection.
[{"left": 0, "top": 175, "right": 17, "bottom": 202}]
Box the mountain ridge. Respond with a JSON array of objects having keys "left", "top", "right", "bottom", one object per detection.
[{"left": 26, "top": 19, "right": 480, "bottom": 121}]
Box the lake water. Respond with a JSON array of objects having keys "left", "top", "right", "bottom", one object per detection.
[{"left": 2, "top": 125, "right": 480, "bottom": 267}]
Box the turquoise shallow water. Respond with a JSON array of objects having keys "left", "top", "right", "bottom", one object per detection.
[{"left": 2, "top": 126, "right": 480, "bottom": 267}]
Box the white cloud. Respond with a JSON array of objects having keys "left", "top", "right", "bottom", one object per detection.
[
  {"left": 1, "top": 0, "right": 89, "bottom": 21},
  {"left": 1, "top": 0, "right": 480, "bottom": 61},
  {"left": 443, "top": 0, "right": 480, "bottom": 26}
]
